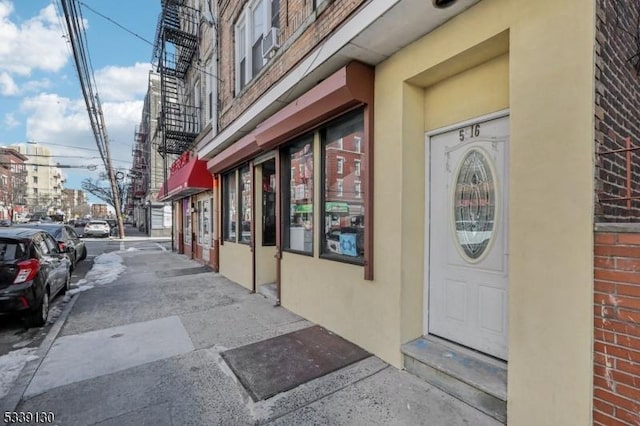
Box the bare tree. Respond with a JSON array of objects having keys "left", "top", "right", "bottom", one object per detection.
[{"left": 81, "top": 178, "right": 129, "bottom": 216}]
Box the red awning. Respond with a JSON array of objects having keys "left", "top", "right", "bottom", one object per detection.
[{"left": 157, "top": 156, "right": 212, "bottom": 202}]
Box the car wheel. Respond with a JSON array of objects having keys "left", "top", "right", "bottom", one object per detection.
[
  {"left": 27, "top": 288, "right": 49, "bottom": 327},
  {"left": 79, "top": 246, "right": 87, "bottom": 261}
]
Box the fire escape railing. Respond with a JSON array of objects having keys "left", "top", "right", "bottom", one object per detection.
[{"left": 153, "top": 0, "right": 200, "bottom": 159}]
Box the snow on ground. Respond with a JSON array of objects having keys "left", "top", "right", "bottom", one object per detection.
[
  {"left": 69, "top": 252, "right": 126, "bottom": 295},
  {"left": 0, "top": 348, "right": 38, "bottom": 399}
]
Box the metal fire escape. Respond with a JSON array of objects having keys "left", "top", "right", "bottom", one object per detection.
[
  {"left": 153, "top": 0, "right": 200, "bottom": 158},
  {"left": 131, "top": 125, "right": 148, "bottom": 202}
]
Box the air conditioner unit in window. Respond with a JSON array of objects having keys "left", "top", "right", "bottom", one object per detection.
[{"left": 262, "top": 27, "right": 280, "bottom": 58}]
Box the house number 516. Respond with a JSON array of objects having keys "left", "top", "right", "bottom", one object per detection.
[{"left": 459, "top": 124, "right": 481, "bottom": 141}]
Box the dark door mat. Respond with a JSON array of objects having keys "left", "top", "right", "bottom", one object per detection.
[
  {"left": 220, "top": 325, "right": 371, "bottom": 401},
  {"left": 157, "top": 266, "right": 213, "bottom": 278}
]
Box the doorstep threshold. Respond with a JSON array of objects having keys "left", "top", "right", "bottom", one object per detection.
[{"left": 402, "top": 336, "right": 507, "bottom": 423}]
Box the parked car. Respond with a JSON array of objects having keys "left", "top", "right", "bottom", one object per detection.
[
  {"left": 0, "top": 219, "right": 11, "bottom": 227},
  {"left": 16, "top": 223, "right": 87, "bottom": 270},
  {"left": 84, "top": 220, "right": 110, "bottom": 238},
  {"left": 105, "top": 219, "right": 118, "bottom": 236},
  {"left": 0, "top": 228, "right": 72, "bottom": 327},
  {"left": 74, "top": 219, "right": 87, "bottom": 229}
]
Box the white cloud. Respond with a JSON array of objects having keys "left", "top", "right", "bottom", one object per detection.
[
  {"left": 3, "top": 112, "right": 19, "bottom": 128},
  {"left": 0, "top": 2, "right": 70, "bottom": 76},
  {"left": 19, "top": 93, "right": 140, "bottom": 170},
  {"left": 95, "top": 63, "right": 151, "bottom": 102},
  {"left": 0, "top": 71, "right": 18, "bottom": 95}
]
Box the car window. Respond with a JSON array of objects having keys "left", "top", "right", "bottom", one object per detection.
[
  {"left": 0, "top": 240, "right": 25, "bottom": 261},
  {"left": 43, "top": 233, "right": 59, "bottom": 254},
  {"left": 53, "top": 228, "right": 63, "bottom": 239},
  {"left": 66, "top": 227, "right": 78, "bottom": 239},
  {"left": 33, "top": 234, "right": 50, "bottom": 256}
]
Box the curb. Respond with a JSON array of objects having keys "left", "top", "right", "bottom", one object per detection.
[{"left": 0, "top": 292, "right": 80, "bottom": 421}]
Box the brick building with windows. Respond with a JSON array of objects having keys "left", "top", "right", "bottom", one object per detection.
[
  {"left": 151, "top": 0, "right": 640, "bottom": 423},
  {"left": 0, "top": 147, "right": 28, "bottom": 221}
]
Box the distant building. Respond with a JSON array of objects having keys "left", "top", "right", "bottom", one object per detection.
[
  {"left": 91, "top": 203, "right": 109, "bottom": 218},
  {"left": 62, "top": 189, "right": 90, "bottom": 219},
  {"left": 12, "top": 144, "right": 65, "bottom": 214},
  {"left": 0, "top": 147, "right": 28, "bottom": 220}
]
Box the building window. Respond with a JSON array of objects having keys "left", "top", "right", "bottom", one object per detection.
[
  {"left": 283, "top": 137, "right": 313, "bottom": 254},
  {"left": 223, "top": 171, "right": 237, "bottom": 242},
  {"left": 240, "top": 165, "right": 252, "bottom": 245},
  {"left": 336, "top": 156, "right": 344, "bottom": 175},
  {"left": 235, "top": 22, "right": 247, "bottom": 91},
  {"left": 33, "top": 176, "right": 37, "bottom": 184},
  {"left": 235, "top": 0, "right": 277, "bottom": 94},
  {"left": 223, "top": 166, "right": 251, "bottom": 244},
  {"left": 251, "top": 0, "right": 265, "bottom": 77},
  {"left": 354, "top": 136, "right": 361, "bottom": 153},
  {"left": 321, "top": 109, "right": 365, "bottom": 263}
]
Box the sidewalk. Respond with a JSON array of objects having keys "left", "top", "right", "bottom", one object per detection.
[{"left": 4, "top": 249, "right": 501, "bottom": 425}]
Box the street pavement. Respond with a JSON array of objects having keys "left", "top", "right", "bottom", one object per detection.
[{"left": 1, "top": 229, "right": 500, "bottom": 426}]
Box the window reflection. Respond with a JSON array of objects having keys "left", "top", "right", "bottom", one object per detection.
[
  {"left": 284, "top": 138, "right": 313, "bottom": 253},
  {"left": 322, "top": 110, "right": 365, "bottom": 261},
  {"left": 223, "top": 171, "right": 237, "bottom": 241},
  {"left": 240, "top": 165, "right": 252, "bottom": 244}
]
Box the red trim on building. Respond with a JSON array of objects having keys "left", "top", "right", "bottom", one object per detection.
[{"left": 157, "top": 156, "right": 213, "bottom": 202}]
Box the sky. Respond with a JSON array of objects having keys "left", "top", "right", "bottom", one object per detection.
[{"left": 0, "top": 0, "right": 160, "bottom": 203}]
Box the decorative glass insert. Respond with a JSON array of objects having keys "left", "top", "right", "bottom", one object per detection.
[{"left": 453, "top": 149, "right": 496, "bottom": 260}]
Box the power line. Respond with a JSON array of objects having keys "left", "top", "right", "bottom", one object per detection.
[{"left": 78, "top": 1, "right": 154, "bottom": 47}]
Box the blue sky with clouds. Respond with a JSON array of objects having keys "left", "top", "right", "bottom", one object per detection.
[{"left": 0, "top": 0, "right": 160, "bottom": 202}]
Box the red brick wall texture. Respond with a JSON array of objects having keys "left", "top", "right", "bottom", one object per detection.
[{"left": 594, "top": 232, "right": 640, "bottom": 426}]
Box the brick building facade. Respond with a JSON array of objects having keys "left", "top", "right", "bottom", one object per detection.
[{"left": 593, "top": 1, "right": 640, "bottom": 425}]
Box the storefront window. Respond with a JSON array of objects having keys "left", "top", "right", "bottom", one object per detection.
[
  {"left": 202, "top": 197, "right": 211, "bottom": 246},
  {"left": 183, "top": 198, "right": 191, "bottom": 244},
  {"left": 223, "top": 171, "right": 237, "bottom": 242},
  {"left": 321, "top": 110, "right": 365, "bottom": 263},
  {"left": 240, "top": 165, "right": 252, "bottom": 245},
  {"left": 283, "top": 137, "right": 313, "bottom": 254},
  {"left": 198, "top": 200, "right": 203, "bottom": 242}
]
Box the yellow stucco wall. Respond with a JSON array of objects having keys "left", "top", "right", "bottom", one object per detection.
[
  {"left": 374, "top": 0, "right": 594, "bottom": 424},
  {"left": 219, "top": 242, "right": 252, "bottom": 290}
]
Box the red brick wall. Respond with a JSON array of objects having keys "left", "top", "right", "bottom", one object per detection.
[
  {"left": 595, "top": 0, "right": 640, "bottom": 221},
  {"left": 594, "top": 231, "right": 640, "bottom": 425},
  {"left": 217, "top": 0, "right": 366, "bottom": 130}
]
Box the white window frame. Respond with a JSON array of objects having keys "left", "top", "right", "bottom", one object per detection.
[
  {"left": 355, "top": 181, "right": 362, "bottom": 199},
  {"left": 234, "top": 0, "right": 276, "bottom": 95},
  {"left": 336, "top": 156, "right": 344, "bottom": 175},
  {"left": 337, "top": 178, "right": 343, "bottom": 197},
  {"left": 355, "top": 160, "right": 361, "bottom": 177}
]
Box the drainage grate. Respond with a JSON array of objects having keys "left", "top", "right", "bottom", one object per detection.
[{"left": 157, "top": 266, "right": 213, "bottom": 278}]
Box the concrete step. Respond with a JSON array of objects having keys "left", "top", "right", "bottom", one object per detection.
[{"left": 401, "top": 336, "right": 507, "bottom": 424}]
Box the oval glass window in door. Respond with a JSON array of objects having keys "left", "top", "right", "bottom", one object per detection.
[{"left": 453, "top": 148, "right": 496, "bottom": 260}]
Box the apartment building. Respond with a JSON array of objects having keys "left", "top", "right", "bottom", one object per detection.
[
  {"left": 131, "top": 72, "right": 173, "bottom": 236},
  {"left": 0, "top": 147, "right": 28, "bottom": 221},
  {"left": 151, "top": 0, "right": 640, "bottom": 424},
  {"left": 61, "top": 188, "right": 90, "bottom": 219},
  {"left": 12, "top": 143, "right": 65, "bottom": 215}
]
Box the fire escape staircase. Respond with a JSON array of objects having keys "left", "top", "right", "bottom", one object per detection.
[{"left": 155, "top": 0, "right": 200, "bottom": 157}]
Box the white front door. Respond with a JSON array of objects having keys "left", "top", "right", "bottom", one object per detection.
[{"left": 427, "top": 113, "right": 509, "bottom": 360}]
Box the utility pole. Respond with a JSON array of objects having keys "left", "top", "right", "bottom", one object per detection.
[{"left": 96, "top": 99, "right": 125, "bottom": 238}]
